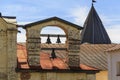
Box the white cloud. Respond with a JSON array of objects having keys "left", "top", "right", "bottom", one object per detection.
[
  {"left": 41, "top": 26, "right": 66, "bottom": 43},
  {"left": 17, "top": 28, "right": 26, "bottom": 42},
  {"left": 16, "top": 5, "right": 120, "bottom": 43},
  {"left": 107, "top": 25, "right": 120, "bottom": 43},
  {"left": 70, "top": 6, "right": 120, "bottom": 43},
  {"left": 69, "top": 6, "right": 89, "bottom": 26},
  {"left": 17, "top": 22, "right": 31, "bottom": 25},
  {"left": 17, "top": 33, "right": 26, "bottom": 42},
  {"left": 100, "top": 15, "right": 120, "bottom": 43},
  {"left": 41, "top": 27, "right": 65, "bottom": 34},
  {"left": 4, "top": 4, "right": 39, "bottom": 14},
  {"left": 17, "top": 26, "right": 66, "bottom": 43}
]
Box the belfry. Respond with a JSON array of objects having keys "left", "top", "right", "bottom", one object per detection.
[{"left": 0, "top": 1, "right": 118, "bottom": 80}]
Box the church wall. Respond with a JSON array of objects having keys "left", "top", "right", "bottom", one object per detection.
[
  {"left": 17, "top": 72, "right": 97, "bottom": 80},
  {"left": 7, "top": 26, "right": 17, "bottom": 80},
  {"left": 108, "top": 50, "right": 120, "bottom": 80},
  {"left": 0, "top": 17, "right": 17, "bottom": 80},
  {"left": 0, "top": 18, "right": 8, "bottom": 78}
]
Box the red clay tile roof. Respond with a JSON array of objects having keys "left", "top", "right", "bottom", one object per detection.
[
  {"left": 17, "top": 44, "right": 97, "bottom": 71},
  {"left": 17, "top": 44, "right": 29, "bottom": 69}
]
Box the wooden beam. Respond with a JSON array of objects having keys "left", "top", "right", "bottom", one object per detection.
[
  {"left": 41, "top": 48, "right": 67, "bottom": 50},
  {"left": 40, "top": 34, "right": 66, "bottom": 37}
]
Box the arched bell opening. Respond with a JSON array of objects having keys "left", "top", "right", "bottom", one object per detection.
[
  {"left": 40, "top": 26, "right": 68, "bottom": 59},
  {"left": 25, "top": 17, "right": 81, "bottom": 67},
  {"left": 40, "top": 26, "right": 66, "bottom": 44}
]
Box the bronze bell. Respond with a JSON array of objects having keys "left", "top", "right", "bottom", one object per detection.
[
  {"left": 46, "top": 35, "right": 51, "bottom": 44},
  {"left": 50, "top": 48, "right": 57, "bottom": 59},
  {"left": 56, "top": 35, "right": 61, "bottom": 43}
]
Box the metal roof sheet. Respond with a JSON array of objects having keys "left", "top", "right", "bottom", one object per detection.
[
  {"left": 106, "top": 44, "right": 120, "bottom": 52},
  {"left": 80, "top": 43, "right": 116, "bottom": 70}
]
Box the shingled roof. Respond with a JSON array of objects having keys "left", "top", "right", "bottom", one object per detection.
[{"left": 81, "top": 5, "right": 111, "bottom": 44}]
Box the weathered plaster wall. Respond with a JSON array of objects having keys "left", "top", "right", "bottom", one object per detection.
[
  {"left": 108, "top": 50, "right": 120, "bottom": 80},
  {"left": 0, "top": 18, "right": 8, "bottom": 79},
  {"left": 18, "top": 72, "right": 96, "bottom": 80},
  {"left": 96, "top": 71, "right": 108, "bottom": 80},
  {"left": 0, "top": 17, "right": 17, "bottom": 80}
]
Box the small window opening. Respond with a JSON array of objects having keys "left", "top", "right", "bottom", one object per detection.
[{"left": 117, "top": 62, "right": 120, "bottom": 76}]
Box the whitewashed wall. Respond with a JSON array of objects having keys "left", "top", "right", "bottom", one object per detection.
[{"left": 108, "top": 50, "right": 120, "bottom": 80}]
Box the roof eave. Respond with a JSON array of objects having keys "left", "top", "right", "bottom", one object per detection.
[{"left": 24, "top": 17, "right": 83, "bottom": 30}]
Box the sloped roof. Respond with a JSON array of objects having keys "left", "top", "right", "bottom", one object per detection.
[
  {"left": 106, "top": 44, "right": 120, "bottom": 52},
  {"left": 80, "top": 43, "right": 116, "bottom": 70},
  {"left": 24, "top": 17, "right": 83, "bottom": 30},
  {"left": 17, "top": 43, "right": 117, "bottom": 70},
  {"left": 81, "top": 5, "right": 111, "bottom": 44},
  {"left": 41, "top": 43, "right": 116, "bottom": 70},
  {"left": 17, "top": 44, "right": 98, "bottom": 71}
]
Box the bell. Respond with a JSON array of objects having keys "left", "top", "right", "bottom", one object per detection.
[
  {"left": 56, "top": 35, "right": 61, "bottom": 43},
  {"left": 50, "top": 48, "right": 57, "bottom": 59},
  {"left": 46, "top": 35, "right": 51, "bottom": 44}
]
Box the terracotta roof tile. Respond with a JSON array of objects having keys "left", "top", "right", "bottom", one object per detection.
[
  {"left": 80, "top": 64, "right": 97, "bottom": 70},
  {"left": 40, "top": 53, "right": 53, "bottom": 69}
]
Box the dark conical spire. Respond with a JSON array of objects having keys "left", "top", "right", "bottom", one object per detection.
[{"left": 81, "top": 5, "right": 111, "bottom": 44}]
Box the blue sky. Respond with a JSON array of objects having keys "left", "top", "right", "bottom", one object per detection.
[{"left": 1, "top": 0, "right": 120, "bottom": 43}]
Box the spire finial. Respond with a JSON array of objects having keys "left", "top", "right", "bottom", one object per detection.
[{"left": 92, "top": 0, "right": 96, "bottom": 5}]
